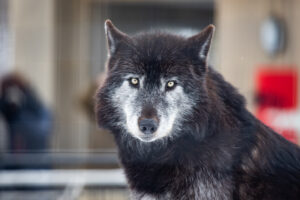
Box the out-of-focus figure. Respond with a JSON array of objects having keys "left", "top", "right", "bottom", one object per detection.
[{"left": 0, "top": 73, "right": 53, "bottom": 152}]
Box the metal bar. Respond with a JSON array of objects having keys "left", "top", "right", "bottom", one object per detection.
[
  {"left": 0, "top": 169, "right": 127, "bottom": 187},
  {"left": 0, "top": 152, "right": 120, "bottom": 168}
]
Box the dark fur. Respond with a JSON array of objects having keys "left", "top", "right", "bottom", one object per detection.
[{"left": 96, "top": 22, "right": 300, "bottom": 199}]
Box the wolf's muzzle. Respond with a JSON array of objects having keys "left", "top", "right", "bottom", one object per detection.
[{"left": 138, "top": 118, "right": 158, "bottom": 135}]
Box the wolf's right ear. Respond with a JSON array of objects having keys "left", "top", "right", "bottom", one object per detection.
[{"left": 104, "top": 20, "right": 130, "bottom": 56}]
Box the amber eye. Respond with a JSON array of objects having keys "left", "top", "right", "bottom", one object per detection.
[
  {"left": 130, "top": 78, "right": 139, "bottom": 85},
  {"left": 166, "top": 81, "right": 176, "bottom": 89}
]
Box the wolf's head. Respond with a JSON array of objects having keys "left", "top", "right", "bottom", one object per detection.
[{"left": 96, "top": 20, "right": 215, "bottom": 143}]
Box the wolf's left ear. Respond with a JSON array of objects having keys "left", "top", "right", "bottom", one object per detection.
[
  {"left": 104, "top": 20, "right": 130, "bottom": 56},
  {"left": 187, "top": 24, "right": 215, "bottom": 63}
]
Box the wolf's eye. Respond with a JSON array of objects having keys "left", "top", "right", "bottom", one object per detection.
[
  {"left": 166, "top": 81, "right": 176, "bottom": 90},
  {"left": 129, "top": 78, "right": 139, "bottom": 87}
]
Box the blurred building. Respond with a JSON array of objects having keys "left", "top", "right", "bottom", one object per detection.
[
  {"left": 0, "top": 0, "right": 299, "bottom": 158},
  {"left": 1, "top": 0, "right": 300, "bottom": 165},
  {"left": 0, "top": 0, "right": 300, "bottom": 199}
]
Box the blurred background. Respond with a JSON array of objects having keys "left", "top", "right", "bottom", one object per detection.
[{"left": 0, "top": 0, "right": 299, "bottom": 199}]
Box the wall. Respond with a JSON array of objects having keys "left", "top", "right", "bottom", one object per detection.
[
  {"left": 215, "top": 0, "right": 300, "bottom": 111},
  {"left": 53, "top": 0, "right": 91, "bottom": 150},
  {"left": 8, "top": 0, "right": 55, "bottom": 106},
  {"left": 7, "top": 0, "right": 92, "bottom": 150}
]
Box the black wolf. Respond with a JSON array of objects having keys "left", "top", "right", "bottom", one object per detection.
[{"left": 96, "top": 20, "right": 300, "bottom": 199}]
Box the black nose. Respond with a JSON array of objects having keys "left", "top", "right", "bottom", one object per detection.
[{"left": 138, "top": 119, "right": 158, "bottom": 134}]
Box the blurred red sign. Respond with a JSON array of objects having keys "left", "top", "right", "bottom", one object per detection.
[{"left": 255, "top": 66, "right": 298, "bottom": 144}]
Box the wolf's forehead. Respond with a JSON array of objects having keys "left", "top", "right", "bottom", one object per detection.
[
  {"left": 120, "top": 55, "right": 171, "bottom": 76},
  {"left": 120, "top": 56, "right": 186, "bottom": 82},
  {"left": 115, "top": 34, "right": 190, "bottom": 77},
  {"left": 133, "top": 34, "right": 186, "bottom": 62}
]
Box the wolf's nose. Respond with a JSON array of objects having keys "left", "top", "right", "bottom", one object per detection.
[{"left": 138, "top": 119, "right": 158, "bottom": 135}]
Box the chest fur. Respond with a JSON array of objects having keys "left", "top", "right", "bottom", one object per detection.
[{"left": 127, "top": 166, "right": 233, "bottom": 200}]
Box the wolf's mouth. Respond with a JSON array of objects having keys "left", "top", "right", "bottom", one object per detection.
[{"left": 139, "top": 134, "right": 156, "bottom": 142}]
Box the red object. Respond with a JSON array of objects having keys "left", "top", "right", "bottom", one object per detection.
[
  {"left": 255, "top": 67, "right": 298, "bottom": 110},
  {"left": 255, "top": 67, "right": 298, "bottom": 143}
]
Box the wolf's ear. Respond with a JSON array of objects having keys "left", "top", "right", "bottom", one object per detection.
[
  {"left": 187, "top": 24, "right": 215, "bottom": 63},
  {"left": 104, "top": 20, "right": 130, "bottom": 56}
]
